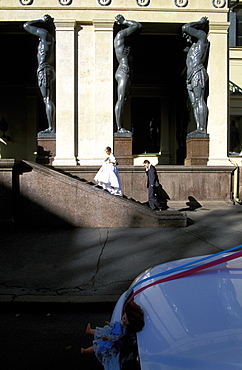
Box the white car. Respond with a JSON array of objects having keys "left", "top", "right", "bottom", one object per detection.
[{"left": 111, "top": 249, "right": 242, "bottom": 369}]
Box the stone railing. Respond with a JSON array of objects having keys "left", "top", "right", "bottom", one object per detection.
[{"left": 229, "top": 80, "right": 242, "bottom": 94}]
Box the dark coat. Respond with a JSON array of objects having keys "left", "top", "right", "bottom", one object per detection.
[{"left": 146, "top": 164, "right": 159, "bottom": 188}]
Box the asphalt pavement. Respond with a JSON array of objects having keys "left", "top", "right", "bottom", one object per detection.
[
  {"left": 1, "top": 204, "right": 242, "bottom": 306},
  {"left": 1, "top": 305, "right": 109, "bottom": 370}
]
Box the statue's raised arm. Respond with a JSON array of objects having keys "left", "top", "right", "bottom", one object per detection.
[
  {"left": 182, "top": 17, "right": 208, "bottom": 40},
  {"left": 23, "top": 15, "right": 50, "bottom": 37}
]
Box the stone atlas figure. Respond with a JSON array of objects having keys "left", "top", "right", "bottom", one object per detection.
[
  {"left": 24, "top": 15, "right": 56, "bottom": 133},
  {"left": 182, "top": 17, "right": 210, "bottom": 138},
  {"left": 114, "top": 15, "right": 142, "bottom": 136}
]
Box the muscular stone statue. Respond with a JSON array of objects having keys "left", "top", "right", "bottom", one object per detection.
[
  {"left": 182, "top": 17, "right": 209, "bottom": 138},
  {"left": 114, "top": 15, "right": 142, "bottom": 136},
  {"left": 24, "top": 15, "right": 55, "bottom": 134}
]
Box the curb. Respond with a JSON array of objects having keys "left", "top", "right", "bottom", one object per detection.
[{"left": 0, "top": 294, "right": 120, "bottom": 305}]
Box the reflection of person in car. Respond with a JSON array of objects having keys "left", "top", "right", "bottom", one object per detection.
[{"left": 81, "top": 301, "right": 144, "bottom": 368}]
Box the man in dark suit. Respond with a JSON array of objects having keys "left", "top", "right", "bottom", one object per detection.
[{"left": 143, "top": 160, "right": 161, "bottom": 210}]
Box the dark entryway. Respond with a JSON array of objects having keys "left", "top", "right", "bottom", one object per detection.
[
  {"left": 131, "top": 97, "right": 160, "bottom": 154},
  {"left": 113, "top": 22, "right": 188, "bottom": 164},
  {"left": 0, "top": 22, "right": 50, "bottom": 161}
]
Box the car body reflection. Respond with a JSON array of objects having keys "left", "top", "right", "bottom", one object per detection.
[{"left": 111, "top": 252, "right": 242, "bottom": 369}]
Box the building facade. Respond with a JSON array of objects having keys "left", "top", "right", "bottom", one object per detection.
[{"left": 1, "top": 0, "right": 238, "bottom": 169}]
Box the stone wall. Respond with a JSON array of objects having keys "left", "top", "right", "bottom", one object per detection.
[
  {"left": 0, "top": 160, "right": 239, "bottom": 229},
  {"left": 64, "top": 165, "right": 235, "bottom": 207},
  {"left": 1, "top": 160, "right": 186, "bottom": 227}
]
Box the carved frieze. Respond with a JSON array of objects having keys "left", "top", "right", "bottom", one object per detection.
[
  {"left": 17, "top": 0, "right": 228, "bottom": 10},
  {"left": 59, "top": 0, "right": 73, "bottom": 4},
  {"left": 212, "top": 0, "right": 226, "bottom": 7},
  {"left": 174, "top": 0, "right": 188, "bottom": 7},
  {"left": 19, "top": 0, "right": 34, "bottom": 5},
  {"left": 97, "top": 0, "right": 112, "bottom": 5},
  {"left": 136, "top": 0, "right": 150, "bottom": 6}
]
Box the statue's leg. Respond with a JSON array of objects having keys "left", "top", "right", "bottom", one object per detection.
[
  {"left": 45, "top": 97, "right": 55, "bottom": 131},
  {"left": 115, "top": 92, "right": 125, "bottom": 131},
  {"left": 188, "top": 89, "right": 199, "bottom": 127},
  {"left": 193, "top": 85, "right": 207, "bottom": 132},
  {"left": 39, "top": 83, "right": 55, "bottom": 132},
  {"left": 115, "top": 73, "right": 130, "bottom": 132},
  {"left": 198, "top": 96, "right": 207, "bottom": 132}
]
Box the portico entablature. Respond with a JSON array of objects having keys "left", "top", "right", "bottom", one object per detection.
[{"left": 1, "top": 0, "right": 228, "bottom": 21}]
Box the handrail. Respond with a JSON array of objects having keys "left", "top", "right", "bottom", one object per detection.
[{"left": 229, "top": 80, "right": 242, "bottom": 94}]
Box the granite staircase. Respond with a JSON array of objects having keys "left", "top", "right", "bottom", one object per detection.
[{"left": 12, "top": 161, "right": 187, "bottom": 228}]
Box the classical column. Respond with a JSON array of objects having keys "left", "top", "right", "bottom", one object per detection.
[
  {"left": 93, "top": 20, "right": 114, "bottom": 160},
  {"left": 77, "top": 20, "right": 114, "bottom": 165},
  {"left": 52, "top": 20, "right": 77, "bottom": 166},
  {"left": 207, "top": 22, "right": 230, "bottom": 166}
]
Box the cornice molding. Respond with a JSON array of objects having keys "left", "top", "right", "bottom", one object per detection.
[
  {"left": 93, "top": 19, "right": 114, "bottom": 31},
  {"left": 209, "top": 22, "right": 230, "bottom": 34},
  {"left": 54, "top": 19, "right": 77, "bottom": 30}
]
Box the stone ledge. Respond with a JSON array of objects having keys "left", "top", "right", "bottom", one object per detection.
[
  {"left": 13, "top": 161, "right": 187, "bottom": 228},
  {"left": 0, "top": 294, "right": 120, "bottom": 305}
]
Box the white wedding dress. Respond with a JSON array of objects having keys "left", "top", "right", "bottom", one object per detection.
[{"left": 94, "top": 153, "right": 122, "bottom": 196}]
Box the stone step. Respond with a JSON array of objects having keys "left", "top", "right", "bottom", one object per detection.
[{"left": 14, "top": 161, "right": 187, "bottom": 228}]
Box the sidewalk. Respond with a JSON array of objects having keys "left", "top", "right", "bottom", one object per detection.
[{"left": 1, "top": 205, "right": 242, "bottom": 305}]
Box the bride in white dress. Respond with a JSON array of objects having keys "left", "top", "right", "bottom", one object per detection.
[{"left": 94, "top": 147, "right": 122, "bottom": 196}]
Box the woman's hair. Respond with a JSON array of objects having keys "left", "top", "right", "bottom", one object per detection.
[
  {"left": 105, "top": 146, "right": 112, "bottom": 152},
  {"left": 124, "top": 301, "right": 145, "bottom": 333}
]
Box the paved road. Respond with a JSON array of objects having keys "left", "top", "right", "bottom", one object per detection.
[
  {"left": 1, "top": 204, "right": 242, "bottom": 369},
  {"left": 1, "top": 303, "right": 113, "bottom": 370},
  {"left": 1, "top": 205, "right": 242, "bottom": 302}
]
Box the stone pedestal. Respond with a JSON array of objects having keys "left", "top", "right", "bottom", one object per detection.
[
  {"left": 185, "top": 137, "right": 209, "bottom": 166},
  {"left": 37, "top": 134, "right": 56, "bottom": 165},
  {"left": 114, "top": 136, "right": 133, "bottom": 165}
]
